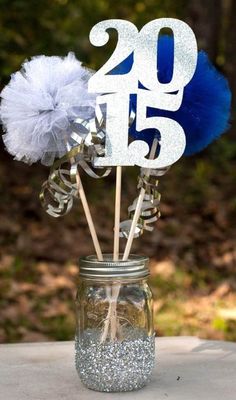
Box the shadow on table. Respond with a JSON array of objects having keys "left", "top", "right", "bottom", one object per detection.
[{"left": 191, "top": 339, "right": 236, "bottom": 360}]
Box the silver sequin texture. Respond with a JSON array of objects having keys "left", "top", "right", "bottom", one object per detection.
[{"left": 75, "top": 328, "right": 155, "bottom": 392}]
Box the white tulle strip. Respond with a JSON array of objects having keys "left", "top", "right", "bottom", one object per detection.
[{"left": 0, "top": 53, "right": 97, "bottom": 165}]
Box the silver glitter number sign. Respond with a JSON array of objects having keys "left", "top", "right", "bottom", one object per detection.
[{"left": 89, "top": 18, "right": 198, "bottom": 168}]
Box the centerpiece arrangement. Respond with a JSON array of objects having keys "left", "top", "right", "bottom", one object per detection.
[{"left": 0, "top": 18, "right": 231, "bottom": 392}]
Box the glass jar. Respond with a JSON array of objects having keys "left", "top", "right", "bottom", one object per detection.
[{"left": 75, "top": 254, "right": 155, "bottom": 392}]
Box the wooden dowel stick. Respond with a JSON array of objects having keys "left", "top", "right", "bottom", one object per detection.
[
  {"left": 67, "top": 141, "right": 103, "bottom": 261},
  {"left": 113, "top": 166, "right": 122, "bottom": 261},
  {"left": 101, "top": 165, "right": 123, "bottom": 341},
  {"left": 122, "top": 138, "right": 158, "bottom": 261},
  {"left": 103, "top": 139, "right": 159, "bottom": 340},
  {"left": 75, "top": 170, "right": 103, "bottom": 261},
  {"left": 104, "top": 139, "right": 159, "bottom": 341},
  {"left": 110, "top": 283, "right": 120, "bottom": 340}
]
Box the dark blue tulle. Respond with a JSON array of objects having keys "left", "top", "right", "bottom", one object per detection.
[{"left": 112, "top": 35, "right": 231, "bottom": 156}]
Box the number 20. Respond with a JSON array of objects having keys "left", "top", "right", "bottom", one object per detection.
[{"left": 88, "top": 18, "right": 198, "bottom": 95}]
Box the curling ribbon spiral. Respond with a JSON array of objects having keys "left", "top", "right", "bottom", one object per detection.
[
  {"left": 39, "top": 104, "right": 111, "bottom": 217},
  {"left": 119, "top": 167, "right": 169, "bottom": 238}
]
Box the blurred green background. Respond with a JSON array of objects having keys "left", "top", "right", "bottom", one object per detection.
[{"left": 0, "top": 0, "right": 236, "bottom": 343}]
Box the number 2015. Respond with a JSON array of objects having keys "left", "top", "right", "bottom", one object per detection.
[{"left": 89, "top": 18, "right": 198, "bottom": 169}]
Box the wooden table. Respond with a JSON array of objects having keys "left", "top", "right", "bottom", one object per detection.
[{"left": 0, "top": 337, "right": 235, "bottom": 400}]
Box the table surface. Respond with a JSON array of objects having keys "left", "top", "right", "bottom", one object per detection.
[{"left": 0, "top": 337, "right": 236, "bottom": 400}]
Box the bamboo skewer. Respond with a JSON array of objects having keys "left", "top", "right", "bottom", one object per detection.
[
  {"left": 110, "top": 166, "right": 123, "bottom": 339},
  {"left": 110, "top": 284, "right": 121, "bottom": 340},
  {"left": 123, "top": 138, "right": 158, "bottom": 261},
  {"left": 75, "top": 169, "right": 103, "bottom": 261},
  {"left": 75, "top": 167, "right": 120, "bottom": 342},
  {"left": 67, "top": 139, "right": 103, "bottom": 261},
  {"left": 101, "top": 139, "right": 159, "bottom": 342},
  {"left": 75, "top": 164, "right": 119, "bottom": 342},
  {"left": 113, "top": 166, "right": 122, "bottom": 261},
  {"left": 101, "top": 166, "right": 122, "bottom": 342}
]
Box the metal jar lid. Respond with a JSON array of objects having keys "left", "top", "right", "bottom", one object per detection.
[{"left": 79, "top": 254, "right": 149, "bottom": 279}]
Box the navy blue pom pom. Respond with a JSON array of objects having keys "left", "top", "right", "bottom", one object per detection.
[{"left": 114, "top": 35, "right": 232, "bottom": 156}]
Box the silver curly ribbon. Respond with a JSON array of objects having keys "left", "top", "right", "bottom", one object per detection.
[
  {"left": 40, "top": 104, "right": 111, "bottom": 217},
  {"left": 119, "top": 166, "right": 169, "bottom": 238}
]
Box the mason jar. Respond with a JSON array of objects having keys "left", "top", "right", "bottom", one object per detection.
[{"left": 75, "top": 254, "right": 155, "bottom": 392}]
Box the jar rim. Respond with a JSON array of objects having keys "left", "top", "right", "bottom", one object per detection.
[{"left": 79, "top": 254, "right": 149, "bottom": 279}]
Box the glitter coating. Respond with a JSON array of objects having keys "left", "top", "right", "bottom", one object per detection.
[
  {"left": 89, "top": 18, "right": 197, "bottom": 169},
  {"left": 75, "top": 328, "right": 155, "bottom": 392}
]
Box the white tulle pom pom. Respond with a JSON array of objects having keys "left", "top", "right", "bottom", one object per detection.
[{"left": 0, "top": 53, "right": 97, "bottom": 165}]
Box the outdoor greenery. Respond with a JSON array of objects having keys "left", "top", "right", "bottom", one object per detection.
[{"left": 0, "top": 0, "right": 236, "bottom": 343}]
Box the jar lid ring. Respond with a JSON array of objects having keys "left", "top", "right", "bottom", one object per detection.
[{"left": 79, "top": 254, "right": 149, "bottom": 279}]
